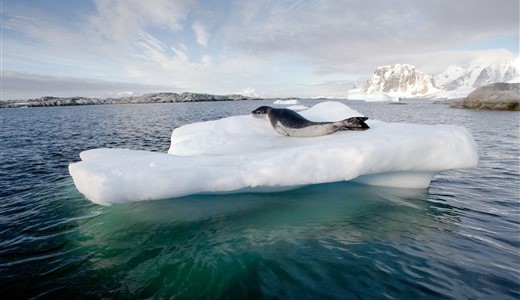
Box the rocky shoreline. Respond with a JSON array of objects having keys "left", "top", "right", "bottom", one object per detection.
[{"left": 0, "top": 92, "right": 269, "bottom": 108}]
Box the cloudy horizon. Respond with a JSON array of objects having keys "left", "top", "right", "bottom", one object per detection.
[{"left": 1, "top": 0, "right": 519, "bottom": 100}]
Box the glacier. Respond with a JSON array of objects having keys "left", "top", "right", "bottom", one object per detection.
[{"left": 69, "top": 102, "right": 478, "bottom": 205}]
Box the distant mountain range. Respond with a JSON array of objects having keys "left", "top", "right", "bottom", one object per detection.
[{"left": 348, "top": 58, "right": 520, "bottom": 100}]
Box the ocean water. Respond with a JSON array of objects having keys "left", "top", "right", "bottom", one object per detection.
[{"left": 0, "top": 100, "right": 518, "bottom": 299}]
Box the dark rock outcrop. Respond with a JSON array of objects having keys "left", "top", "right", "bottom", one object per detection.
[{"left": 450, "top": 82, "right": 520, "bottom": 111}]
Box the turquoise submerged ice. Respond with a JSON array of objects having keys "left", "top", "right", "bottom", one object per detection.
[{"left": 69, "top": 102, "right": 478, "bottom": 205}]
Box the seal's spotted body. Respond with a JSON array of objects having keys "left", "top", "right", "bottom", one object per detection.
[{"left": 251, "top": 106, "right": 369, "bottom": 137}]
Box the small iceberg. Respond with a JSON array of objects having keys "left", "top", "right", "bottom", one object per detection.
[
  {"left": 273, "top": 99, "right": 301, "bottom": 105},
  {"left": 69, "top": 102, "right": 478, "bottom": 205},
  {"left": 365, "top": 92, "right": 400, "bottom": 102},
  {"left": 347, "top": 91, "right": 400, "bottom": 102}
]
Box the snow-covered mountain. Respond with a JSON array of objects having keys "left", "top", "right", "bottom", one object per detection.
[
  {"left": 433, "top": 57, "right": 520, "bottom": 98},
  {"left": 348, "top": 64, "right": 439, "bottom": 100},
  {"left": 348, "top": 58, "right": 520, "bottom": 100}
]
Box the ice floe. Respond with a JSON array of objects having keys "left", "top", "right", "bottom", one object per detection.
[{"left": 69, "top": 101, "right": 478, "bottom": 205}]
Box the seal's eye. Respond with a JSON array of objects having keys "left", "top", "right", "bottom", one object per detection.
[{"left": 251, "top": 106, "right": 268, "bottom": 115}]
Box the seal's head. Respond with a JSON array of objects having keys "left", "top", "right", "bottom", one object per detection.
[{"left": 251, "top": 106, "right": 272, "bottom": 119}]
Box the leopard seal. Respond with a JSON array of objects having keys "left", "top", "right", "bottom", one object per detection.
[{"left": 251, "top": 106, "right": 369, "bottom": 137}]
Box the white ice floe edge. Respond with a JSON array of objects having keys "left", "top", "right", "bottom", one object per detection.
[{"left": 69, "top": 150, "right": 438, "bottom": 206}]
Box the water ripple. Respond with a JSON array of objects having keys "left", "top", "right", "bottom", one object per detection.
[{"left": 1, "top": 101, "right": 519, "bottom": 299}]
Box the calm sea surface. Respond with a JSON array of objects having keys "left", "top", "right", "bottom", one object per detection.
[{"left": 1, "top": 100, "right": 519, "bottom": 299}]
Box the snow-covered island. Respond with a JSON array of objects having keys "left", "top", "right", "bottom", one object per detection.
[
  {"left": 0, "top": 92, "right": 258, "bottom": 108},
  {"left": 69, "top": 101, "right": 478, "bottom": 205},
  {"left": 0, "top": 92, "right": 308, "bottom": 108}
]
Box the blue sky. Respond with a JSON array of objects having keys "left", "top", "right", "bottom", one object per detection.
[{"left": 1, "top": 0, "right": 519, "bottom": 99}]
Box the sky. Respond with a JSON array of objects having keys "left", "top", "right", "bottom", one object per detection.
[{"left": 1, "top": 0, "right": 519, "bottom": 100}]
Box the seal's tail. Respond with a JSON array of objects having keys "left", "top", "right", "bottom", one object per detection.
[{"left": 334, "top": 117, "right": 370, "bottom": 131}]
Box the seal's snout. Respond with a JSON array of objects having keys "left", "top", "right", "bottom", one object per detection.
[
  {"left": 251, "top": 106, "right": 271, "bottom": 118},
  {"left": 348, "top": 117, "right": 370, "bottom": 130},
  {"left": 334, "top": 117, "right": 370, "bottom": 131}
]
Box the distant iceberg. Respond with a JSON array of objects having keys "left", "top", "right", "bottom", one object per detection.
[
  {"left": 69, "top": 102, "right": 478, "bottom": 205},
  {"left": 286, "top": 105, "right": 309, "bottom": 111},
  {"left": 273, "top": 99, "right": 301, "bottom": 105},
  {"left": 365, "top": 92, "right": 400, "bottom": 102},
  {"left": 347, "top": 90, "right": 400, "bottom": 102}
]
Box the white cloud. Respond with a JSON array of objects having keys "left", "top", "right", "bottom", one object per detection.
[
  {"left": 1, "top": 71, "right": 170, "bottom": 100},
  {"left": 192, "top": 21, "right": 208, "bottom": 46},
  {"left": 2, "top": 0, "right": 518, "bottom": 98},
  {"left": 89, "top": 0, "right": 192, "bottom": 41},
  {"left": 171, "top": 47, "right": 190, "bottom": 63},
  {"left": 201, "top": 55, "right": 213, "bottom": 67},
  {"left": 238, "top": 87, "right": 258, "bottom": 97},
  {"left": 227, "top": 1, "right": 519, "bottom": 74}
]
